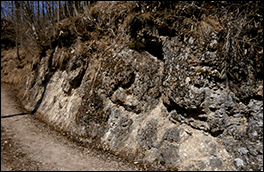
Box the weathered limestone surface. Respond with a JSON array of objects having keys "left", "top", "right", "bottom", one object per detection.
[
  {"left": 2, "top": 2, "right": 260, "bottom": 171},
  {"left": 20, "top": 33, "right": 262, "bottom": 170}
]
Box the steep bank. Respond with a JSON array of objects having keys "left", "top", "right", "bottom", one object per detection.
[
  {"left": 1, "top": 83, "right": 141, "bottom": 171},
  {"left": 1, "top": 1, "right": 263, "bottom": 171}
]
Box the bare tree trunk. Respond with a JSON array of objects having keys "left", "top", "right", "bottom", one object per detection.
[
  {"left": 20, "top": 1, "right": 23, "bottom": 50},
  {"left": 51, "top": 1, "right": 55, "bottom": 23},
  {"left": 42, "top": 1, "right": 45, "bottom": 21},
  {"left": 12, "top": 1, "right": 14, "bottom": 21},
  {"left": 61, "top": 1, "right": 66, "bottom": 19},
  {"left": 57, "top": 1, "right": 60, "bottom": 22},
  {"left": 15, "top": 1, "right": 21, "bottom": 61},
  {"left": 30, "top": 1, "right": 34, "bottom": 12},
  {"left": 1, "top": 3, "right": 3, "bottom": 18},
  {"left": 72, "top": 2, "right": 78, "bottom": 16},
  {"left": 82, "top": 1, "right": 88, "bottom": 13},
  {"left": 24, "top": 1, "right": 40, "bottom": 49},
  {"left": 47, "top": 1, "right": 51, "bottom": 24},
  {"left": 66, "top": 1, "right": 71, "bottom": 18},
  {"left": 37, "top": 1, "right": 40, "bottom": 22}
]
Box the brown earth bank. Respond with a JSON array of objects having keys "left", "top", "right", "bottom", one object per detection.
[
  {"left": 1, "top": 1, "right": 263, "bottom": 171},
  {"left": 1, "top": 82, "right": 142, "bottom": 171}
]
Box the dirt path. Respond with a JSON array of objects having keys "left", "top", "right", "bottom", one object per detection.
[{"left": 1, "top": 83, "right": 142, "bottom": 171}]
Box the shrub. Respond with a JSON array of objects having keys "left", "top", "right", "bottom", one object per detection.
[{"left": 128, "top": 37, "right": 145, "bottom": 51}]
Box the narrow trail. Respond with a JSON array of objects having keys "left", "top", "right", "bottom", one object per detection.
[{"left": 1, "top": 83, "right": 141, "bottom": 171}]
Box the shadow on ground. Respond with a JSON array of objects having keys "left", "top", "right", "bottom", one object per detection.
[{"left": 1, "top": 113, "right": 29, "bottom": 119}]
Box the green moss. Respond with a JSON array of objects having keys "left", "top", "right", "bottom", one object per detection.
[
  {"left": 128, "top": 38, "right": 145, "bottom": 51},
  {"left": 247, "top": 8, "right": 260, "bottom": 17}
]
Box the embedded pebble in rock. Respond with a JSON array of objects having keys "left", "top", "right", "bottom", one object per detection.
[
  {"left": 238, "top": 147, "right": 249, "bottom": 155},
  {"left": 234, "top": 158, "right": 244, "bottom": 168}
]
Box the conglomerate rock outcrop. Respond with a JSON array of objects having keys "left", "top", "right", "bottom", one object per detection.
[{"left": 2, "top": 1, "right": 262, "bottom": 171}]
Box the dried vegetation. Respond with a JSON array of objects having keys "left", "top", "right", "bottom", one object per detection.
[
  {"left": 2, "top": 0, "right": 263, "bottom": 115},
  {"left": 47, "top": 1, "right": 263, "bottom": 102},
  {"left": 1, "top": 1, "right": 263, "bottom": 171}
]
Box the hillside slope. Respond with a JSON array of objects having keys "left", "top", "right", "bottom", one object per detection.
[{"left": 1, "top": 1, "right": 263, "bottom": 171}]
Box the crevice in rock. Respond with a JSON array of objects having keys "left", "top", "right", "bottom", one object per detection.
[
  {"left": 112, "top": 81, "right": 122, "bottom": 93},
  {"left": 121, "top": 71, "right": 136, "bottom": 89},
  {"left": 163, "top": 96, "right": 207, "bottom": 122},
  {"left": 210, "top": 129, "right": 224, "bottom": 137},
  {"left": 242, "top": 95, "right": 263, "bottom": 106},
  {"left": 130, "top": 16, "right": 143, "bottom": 40},
  {"left": 113, "top": 99, "right": 141, "bottom": 114},
  {"left": 163, "top": 97, "right": 184, "bottom": 113},
  {"left": 158, "top": 26, "right": 176, "bottom": 37},
  {"left": 113, "top": 71, "right": 136, "bottom": 93},
  {"left": 39, "top": 45, "right": 49, "bottom": 57},
  {"left": 141, "top": 33, "right": 164, "bottom": 62},
  {"left": 144, "top": 39, "right": 164, "bottom": 62},
  {"left": 71, "top": 68, "right": 86, "bottom": 89},
  {"left": 31, "top": 72, "right": 53, "bottom": 114}
]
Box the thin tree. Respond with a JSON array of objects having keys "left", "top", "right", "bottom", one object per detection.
[
  {"left": 37, "top": 1, "right": 40, "bottom": 25},
  {"left": 51, "top": 1, "right": 55, "bottom": 23},
  {"left": 72, "top": 1, "right": 78, "bottom": 16},
  {"left": 42, "top": 1, "right": 45, "bottom": 21},
  {"left": 65, "top": 1, "right": 71, "bottom": 17},
  {"left": 24, "top": 1, "right": 40, "bottom": 49},
  {"left": 57, "top": 1, "right": 60, "bottom": 22},
  {"left": 61, "top": 1, "right": 66, "bottom": 19},
  {"left": 47, "top": 1, "right": 52, "bottom": 24},
  {"left": 15, "top": 1, "right": 21, "bottom": 61},
  {"left": 20, "top": 1, "right": 23, "bottom": 50},
  {"left": 81, "top": 1, "right": 88, "bottom": 13},
  {"left": 11, "top": 1, "right": 14, "bottom": 20}
]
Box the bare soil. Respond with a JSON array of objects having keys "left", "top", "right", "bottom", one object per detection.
[{"left": 1, "top": 82, "right": 142, "bottom": 171}]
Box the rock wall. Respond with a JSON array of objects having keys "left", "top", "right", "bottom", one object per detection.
[
  {"left": 2, "top": 1, "right": 263, "bottom": 171},
  {"left": 21, "top": 40, "right": 262, "bottom": 171}
]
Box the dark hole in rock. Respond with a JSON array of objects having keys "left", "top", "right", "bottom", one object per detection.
[
  {"left": 194, "top": 83, "right": 203, "bottom": 88},
  {"left": 40, "top": 46, "right": 49, "bottom": 57},
  {"left": 71, "top": 69, "right": 85, "bottom": 89},
  {"left": 158, "top": 26, "right": 176, "bottom": 37},
  {"left": 242, "top": 95, "right": 263, "bottom": 105},
  {"left": 130, "top": 17, "right": 142, "bottom": 39},
  {"left": 144, "top": 39, "right": 164, "bottom": 62},
  {"left": 198, "top": 113, "right": 208, "bottom": 122},
  {"left": 113, "top": 99, "right": 141, "bottom": 114},
  {"left": 209, "top": 107, "right": 217, "bottom": 112},
  {"left": 17, "top": 65, "right": 24, "bottom": 69},
  {"left": 121, "top": 71, "right": 136, "bottom": 89},
  {"left": 163, "top": 97, "right": 179, "bottom": 113},
  {"left": 210, "top": 129, "right": 224, "bottom": 137}
]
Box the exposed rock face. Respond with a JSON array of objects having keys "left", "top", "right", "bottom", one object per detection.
[
  {"left": 2, "top": 1, "right": 262, "bottom": 171},
  {"left": 20, "top": 42, "right": 262, "bottom": 170}
]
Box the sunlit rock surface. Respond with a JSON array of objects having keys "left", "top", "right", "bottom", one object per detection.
[{"left": 2, "top": 1, "right": 262, "bottom": 171}]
